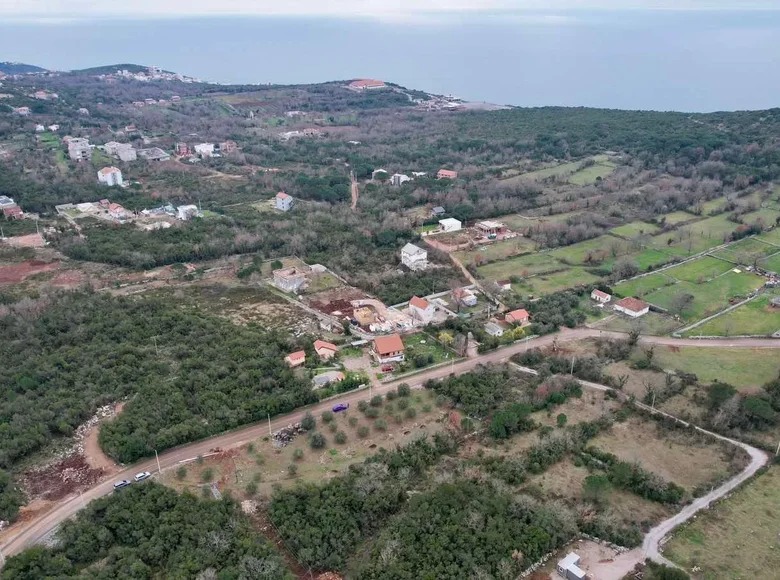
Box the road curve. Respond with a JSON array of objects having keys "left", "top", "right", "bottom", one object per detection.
[{"left": 0, "top": 328, "right": 776, "bottom": 560}]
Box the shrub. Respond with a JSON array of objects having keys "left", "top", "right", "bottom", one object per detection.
[
  {"left": 397, "top": 383, "right": 411, "bottom": 397},
  {"left": 293, "top": 448, "right": 304, "bottom": 461},
  {"left": 196, "top": 455, "right": 204, "bottom": 465},
  {"left": 335, "top": 431, "right": 347, "bottom": 444},
  {"left": 405, "top": 407, "right": 417, "bottom": 419},
  {"left": 374, "top": 419, "right": 388, "bottom": 431},
  {"left": 245, "top": 482, "right": 258, "bottom": 496},
  {"left": 396, "top": 398, "right": 410, "bottom": 410},
  {"left": 370, "top": 395, "right": 383, "bottom": 407},
  {"left": 175, "top": 466, "right": 187, "bottom": 480},
  {"left": 288, "top": 463, "right": 298, "bottom": 476},
  {"left": 422, "top": 404, "right": 433, "bottom": 413},
  {"left": 301, "top": 412, "right": 316, "bottom": 431},
  {"left": 329, "top": 422, "right": 338, "bottom": 433},
  {"left": 309, "top": 432, "right": 327, "bottom": 449},
  {"left": 557, "top": 413, "right": 568, "bottom": 428},
  {"left": 321, "top": 410, "right": 334, "bottom": 424},
  {"left": 394, "top": 414, "right": 404, "bottom": 424},
  {"left": 201, "top": 468, "right": 215, "bottom": 482},
  {"left": 358, "top": 425, "right": 370, "bottom": 438},
  {"left": 358, "top": 400, "right": 369, "bottom": 412},
  {"left": 386, "top": 390, "right": 397, "bottom": 401},
  {"left": 435, "top": 394, "right": 448, "bottom": 407},
  {"left": 365, "top": 407, "right": 380, "bottom": 419},
  {"left": 460, "top": 417, "right": 473, "bottom": 432},
  {"left": 247, "top": 443, "right": 255, "bottom": 454},
  {"left": 384, "top": 402, "right": 395, "bottom": 413},
  {"left": 348, "top": 416, "right": 358, "bottom": 427}
]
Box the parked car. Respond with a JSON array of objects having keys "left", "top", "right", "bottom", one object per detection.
[
  {"left": 113, "top": 480, "right": 131, "bottom": 490},
  {"left": 134, "top": 471, "right": 151, "bottom": 482},
  {"left": 381, "top": 364, "right": 394, "bottom": 372},
  {"left": 332, "top": 402, "right": 349, "bottom": 413}
]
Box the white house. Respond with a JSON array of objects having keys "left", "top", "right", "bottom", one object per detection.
[
  {"left": 391, "top": 173, "right": 412, "bottom": 186},
  {"left": 591, "top": 289, "right": 612, "bottom": 304},
  {"left": 97, "top": 167, "right": 123, "bottom": 187},
  {"left": 614, "top": 297, "right": 650, "bottom": 318},
  {"left": 194, "top": 143, "right": 215, "bottom": 158},
  {"left": 273, "top": 267, "right": 307, "bottom": 294},
  {"left": 408, "top": 296, "right": 435, "bottom": 324},
  {"left": 401, "top": 243, "right": 428, "bottom": 270},
  {"left": 557, "top": 552, "right": 586, "bottom": 580},
  {"left": 35, "top": 124, "right": 45, "bottom": 132},
  {"left": 371, "top": 334, "right": 405, "bottom": 364},
  {"left": 275, "top": 192, "right": 294, "bottom": 211},
  {"left": 439, "top": 218, "right": 462, "bottom": 232},
  {"left": 68, "top": 138, "right": 91, "bottom": 161},
  {"left": 177, "top": 205, "right": 199, "bottom": 220},
  {"left": 484, "top": 321, "right": 504, "bottom": 337}
]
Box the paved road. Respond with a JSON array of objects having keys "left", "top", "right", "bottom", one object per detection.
[{"left": 1, "top": 328, "right": 777, "bottom": 561}]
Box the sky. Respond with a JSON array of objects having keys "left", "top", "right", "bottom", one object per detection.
[{"left": 1, "top": 0, "right": 778, "bottom": 19}]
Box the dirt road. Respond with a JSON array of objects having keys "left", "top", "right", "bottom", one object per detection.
[
  {"left": 1, "top": 328, "right": 777, "bottom": 561},
  {"left": 350, "top": 170, "right": 358, "bottom": 211}
]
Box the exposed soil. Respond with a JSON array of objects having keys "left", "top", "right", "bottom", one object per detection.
[
  {"left": 50, "top": 268, "right": 85, "bottom": 288},
  {"left": 2, "top": 233, "right": 46, "bottom": 248},
  {"left": 0, "top": 260, "right": 59, "bottom": 284},
  {"left": 20, "top": 454, "right": 106, "bottom": 502}
]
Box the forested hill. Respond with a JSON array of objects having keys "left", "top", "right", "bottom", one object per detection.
[
  {"left": 71, "top": 63, "right": 166, "bottom": 74},
  {"left": 0, "top": 62, "right": 46, "bottom": 74}
]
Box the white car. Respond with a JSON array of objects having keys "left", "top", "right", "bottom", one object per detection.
[
  {"left": 134, "top": 471, "right": 152, "bottom": 482},
  {"left": 113, "top": 480, "right": 131, "bottom": 490}
]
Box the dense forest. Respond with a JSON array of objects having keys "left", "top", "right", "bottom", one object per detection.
[{"left": 2, "top": 483, "right": 291, "bottom": 579}]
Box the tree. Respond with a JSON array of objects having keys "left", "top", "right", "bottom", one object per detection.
[
  {"left": 669, "top": 292, "right": 694, "bottom": 317},
  {"left": 287, "top": 463, "right": 298, "bottom": 477},
  {"left": 175, "top": 466, "right": 187, "bottom": 480},
  {"left": 335, "top": 431, "right": 347, "bottom": 444},
  {"left": 582, "top": 475, "right": 611, "bottom": 506},
  {"left": 438, "top": 331, "right": 454, "bottom": 347},
  {"left": 309, "top": 432, "right": 327, "bottom": 449},
  {"left": 556, "top": 413, "right": 567, "bottom": 427},
  {"left": 397, "top": 384, "right": 411, "bottom": 397},
  {"left": 357, "top": 425, "right": 370, "bottom": 438},
  {"left": 321, "top": 410, "right": 334, "bottom": 424},
  {"left": 301, "top": 412, "right": 316, "bottom": 431}
]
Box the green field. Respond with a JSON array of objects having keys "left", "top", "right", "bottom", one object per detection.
[
  {"left": 661, "top": 211, "right": 698, "bottom": 225},
  {"left": 760, "top": 252, "right": 780, "bottom": 272},
  {"left": 650, "top": 215, "right": 738, "bottom": 256},
  {"left": 610, "top": 221, "right": 660, "bottom": 238},
  {"left": 592, "top": 311, "right": 682, "bottom": 336},
  {"left": 512, "top": 267, "right": 601, "bottom": 296},
  {"left": 652, "top": 346, "right": 780, "bottom": 390},
  {"left": 548, "top": 235, "right": 627, "bottom": 266},
  {"left": 683, "top": 292, "right": 780, "bottom": 337},
  {"left": 710, "top": 237, "right": 778, "bottom": 263},
  {"left": 454, "top": 237, "right": 538, "bottom": 265},
  {"left": 631, "top": 248, "right": 676, "bottom": 270},
  {"left": 500, "top": 211, "right": 583, "bottom": 230},
  {"left": 666, "top": 467, "right": 780, "bottom": 579},
  {"left": 757, "top": 227, "right": 780, "bottom": 245},
  {"left": 568, "top": 160, "right": 617, "bottom": 185},
  {"left": 503, "top": 155, "right": 615, "bottom": 186},
  {"left": 691, "top": 196, "right": 727, "bottom": 215},
  {"left": 475, "top": 252, "right": 564, "bottom": 281},
  {"left": 742, "top": 208, "right": 780, "bottom": 228},
  {"left": 663, "top": 256, "right": 733, "bottom": 283}
]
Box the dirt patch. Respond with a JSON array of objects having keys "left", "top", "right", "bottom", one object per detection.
[
  {"left": 537, "top": 541, "right": 642, "bottom": 580},
  {"left": 2, "top": 233, "right": 46, "bottom": 248},
  {"left": 0, "top": 260, "right": 59, "bottom": 284},
  {"left": 50, "top": 268, "right": 86, "bottom": 288},
  {"left": 20, "top": 454, "right": 106, "bottom": 502}
]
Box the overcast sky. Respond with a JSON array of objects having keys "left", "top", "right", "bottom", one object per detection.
[{"left": 1, "top": 0, "right": 778, "bottom": 19}]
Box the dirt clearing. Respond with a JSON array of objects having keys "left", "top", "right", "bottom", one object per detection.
[{"left": 0, "top": 260, "right": 59, "bottom": 284}]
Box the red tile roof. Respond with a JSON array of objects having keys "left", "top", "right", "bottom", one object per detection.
[
  {"left": 349, "top": 79, "right": 385, "bottom": 89},
  {"left": 276, "top": 192, "right": 289, "bottom": 199},
  {"left": 285, "top": 350, "right": 306, "bottom": 362},
  {"left": 409, "top": 296, "right": 430, "bottom": 309},
  {"left": 373, "top": 334, "right": 405, "bottom": 355},
  {"left": 506, "top": 308, "right": 529, "bottom": 322},
  {"left": 314, "top": 340, "right": 337, "bottom": 353},
  {"left": 615, "top": 297, "right": 649, "bottom": 313},
  {"left": 591, "top": 289, "right": 610, "bottom": 299},
  {"left": 437, "top": 169, "right": 458, "bottom": 179}
]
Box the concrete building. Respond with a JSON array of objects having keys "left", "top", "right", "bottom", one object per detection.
[
  {"left": 35, "top": 124, "right": 45, "bottom": 132},
  {"left": 371, "top": 334, "right": 405, "bottom": 364},
  {"left": 401, "top": 243, "right": 428, "bottom": 271},
  {"left": 505, "top": 308, "right": 529, "bottom": 326},
  {"left": 591, "top": 289, "right": 612, "bottom": 303},
  {"left": 175, "top": 142, "right": 190, "bottom": 156},
  {"left": 138, "top": 147, "right": 170, "bottom": 161},
  {"left": 614, "top": 297, "right": 650, "bottom": 318},
  {"left": 13, "top": 106, "right": 30, "bottom": 116},
  {"left": 556, "top": 552, "right": 586, "bottom": 580},
  {"left": 453, "top": 287, "right": 477, "bottom": 307},
  {"left": 176, "top": 205, "right": 199, "bottom": 221},
  {"left": 475, "top": 221, "right": 506, "bottom": 236},
  {"left": 408, "top": 296, "right": 435, "bottom": 324},
  {"left": 194, "top": 143, "right": 215, "bottom": 158},
  {"left": 97, "top": 166, "right": 123, "bottom": 187},
  {"left": 313, "top": 371, "right": 345, "bottom": 388},
  {"left": 348, "top": 79, "right": 386, "bottom": 90},
  {"left": 284, "top": 350, "right": 306, "bottom": 368},
  {"left": 437, "top": 169, "right": 458, "bottom": 180},
  {"left": 68, "top": 138, "right": 91, "bottom": 161},
  {"left": 275, "top": 192, "right": 294, "bottom": 211},
  {"left": 314, "top": 340, "right": 338, "bottom": 360},
  {"left": 220, "top": 140, "right": 238, "bottom": 154},
  {"left": 484, "top": 321, "right": 504, "bottom": 337},
  {"left": 391, "top": 173, "right": 412, "bottom": 186},
  {"left": 273, "top": 267, "right": 307, "bottom": 294},
  {"left": 439, "top": 218, "right": 462, "bottom": 232},
  {"left": 105, "top": 141, "right": 137, "bottom": 162}
]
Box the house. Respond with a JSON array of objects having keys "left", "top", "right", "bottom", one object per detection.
[
  {"left": 220, "top": 140, "right": 238, "bottom": 154},
  {"left": 176, "top": 205, "right": 199, "bottom": 221},
  {"left": 391, "top": 173, "right": 412, "bottom": 186},
  {"left": 48, "top": 124, "right": 59, "bottom": 132},
  {"left": 484, "top": 321, "right": 504, "bottom": 337},
  {"left": 97, "top": 166, "right": 123, "bottom": 187},
  {"left": 273, "top": 267, "right": 307, "bottom": 294},
  {"left": 591, "top": 289, "right": 612, "bottom": 304},
  {"left": 175, "top": 142, "right": 190, "bottom": 156},
  {"left": 314, "top": 340, "right": 338, "bottom": 360},
  {"left": 348, "top": 79, "right": 386, "bottom": 90},
  {"left": 497, "top": 280, "right": 511, "bottom": 292},
  {"left": 408, "top": 296, "right": 436, "bottom": 324},
  {"left": 138, "top": 147, "right": 170, "bottom": 161},
  {"left": 614, "top": 297, "right": 650, "bottom": 318},
  {"left": 313, "top": 371, "right": 345, "bottom": 389},
  {"left": 171, "top": 95, "right": 181, "bottom": 102},
  {"left": 108, "top": 202, "right": 129, "bottom": 220},
  {"left": 475, "top": 221, "right": 506, "bottom": 236},
  {"left": 35, "top": 124, "right": 45, "bottom": 132},
  {"left": 0, "top": 195, "right": 18, "bottom": 210},
  {"left": 78, "top": 107, "right": 90, "bottom": 115},
  {"left": 439, "top": 218, "right": 462, "bottom": 232},
  {"left": 556, "top": 552, "right": 586, "bottom": 580},
  {"left": 13, "top": 107, "right": 30, "bottom": 116},
  {"left": 372, "top": 334, "right": 405, "bottom": 364},
  {"left": 105, "top": 141, "right": 137, "bottom": 162},
  {"left": 275, "top": 192, "right": 294, "bottom": 211},
  {"left": 505, "top": 308, "right": 530, "bottom": 326},
  {"left": 371, "top": 168, "right": 388, "bottom": 180},
  {"left": 771, "top": 297, "right": 780, "bottom": 308},
  {"left": 284, "top": 350, "right": 306, "bottom": 368},
  {"left": 401, "top": 243, "right": 428, "bottom": 271},
  {"left": 3, "top": 206, "right": 23, "bottom": 220},
  {"left": 437, "top": 169, "right": 458, "bottom": 180},
  {"left": 454, "top": 287, "right": 477, "bottom": 307},
  {"left": 194, "top": 143, "right": 215, "bottom": 158},
  {"left": 144, "top": 98, "right": 156, "bottom": 105},
  {"left": 431, "top": 206, "right": 446, "bottom": 217},
  {"left": 67, "top": 138, "right": 91, "bottom": 161},
  {"left": 132, "top": 101, "right": 145, "bottom": 107}
]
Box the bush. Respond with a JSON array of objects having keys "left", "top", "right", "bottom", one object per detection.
[
  {"left": 358, "top": 400, "right": 369, "bottom": 412},
  {"left": 405, "top": 407, "right": 417, "bottom": 419},
  {"left": 335, "top": 431, "right": 347, "bottom": 444},
  {"left": 329, "top": 422, "right": 338, "bottom": 433},
  {"left": 384, "top": 402, "right": 395, "bottom": 413},
  {"left": 394, "top": 414, "right": 404, "bottom": 425},
  {"left": 460, "top": 417, "right": 473, "bottom": 432},
  {"left": 374, "top": 419, "right": 388, "bottom": 431},
  {"left": 175, "top": 466, "right": 187, "bottom": 480},
  {"left": 201, "top": 468, "right": 214, "bottom": 482},
  {"left": 288, "top": 463, "right": 298, "bottom": 476},
  {"left": 321, "top": 410, "right": 334, "bottom": 424},
  {"left": 422, "top": 404, "right": 432, "bottom": 413},
  {"left": 247, "top": 443, "right": 255, "bottom": 453},
  {"left": 396, "top": 398, "right": 410, "bottom": 410},
  {"left": 301, "top": 412, "right": 316, "bottom": 431},
  {"left": 365, "top": 407, "right": 380, "bottom": 419},
  {"left": 245, "top": 482, "right": 258, "bottom": 496},
  {"left": 358, "top": 425, "right": 370, "bottom": 438},
  {"left": 348, "top": 416, "right": 358, "bottom": 427},
  {"left": 196, "top": 455, "right": 204, "bottom": 465},
  {"left": 557, "top": 413, "right": 568, "bottom": 427},
  {"left": 386, "top": 390, "right": 397, "bottom": 401},
  {"left": 370, "top": 395, "right": 383, "bottom": 407},
  {"left": 309, "top": 432, "right": 327, "bottom": 449},
  {"left": 397, "top": 383, "right": 411, "bottom": 397},
  {"left": 435, "top": 394, "right": 448, "bottom": 407},
  {"left": 293, "top": 448, "right": 304, "bottom": 461}
]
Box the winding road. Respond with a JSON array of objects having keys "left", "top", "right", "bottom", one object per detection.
[{"left": 0, "top": 328, "right": 777, "bottom": 566}]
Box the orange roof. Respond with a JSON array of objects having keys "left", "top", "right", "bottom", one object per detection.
[
  {"left": 276, "top": 192, "right": 289, "bottom": 199},
  {"left": 506, "top": 308, "right": 529, "bottom": 321},
  {"left": 314, "top": 340, "right": 337, "bottom": 352},
  {"left": 285, "top": 350, "right": 306, "bottom": 362},
  {"left": 437, "top": 169, "right": 458, "bottom": 178},
  {"left": 615, "top": 297, "right": 649, "bottom": 312},
  {"left": 409, "top": 296, "right": 430, "bottom": 309},
  {"left": 349, "top": 79, "right": 385, "bottom": 88},
  {"left": 99, "top": 166, "right": 120, "bottom": 175},
  {"left": 592, "top": 289, "right": 610, "bottom": 299},
  {"left": 373, "top": 334, "right": 404, "bottom": 355}
]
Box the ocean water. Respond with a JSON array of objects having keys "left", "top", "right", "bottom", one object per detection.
[{"left": 1, "top": 10, "right": 779, "bottom": 112}]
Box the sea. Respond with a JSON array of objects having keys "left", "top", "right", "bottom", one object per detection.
[{"left": 1, "top": 10, "right": 780, "bottom": 112}]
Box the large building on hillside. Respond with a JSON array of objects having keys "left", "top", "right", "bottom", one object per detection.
[
  {"left": 97, "top": 166, "right": 123, "bottom": 187},
  {"left": 401, "top": 243, "right": 428, "bottom": 270}
]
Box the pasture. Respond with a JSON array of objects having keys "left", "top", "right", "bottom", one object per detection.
[
  {"left": 610, "top": 221, "right": 660, "bottom": 238},
  {"left": 474, "top": 252, "right": 564, "bottom": 281},
  {"left": 661, "top": 211, "right": 698, "bottom": 225},
  {"left": 683, "top": 292, "right": 780, "bottom": 337},
  {"left": 512, "top": 267, "right": 601, "bottom": 296}
]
